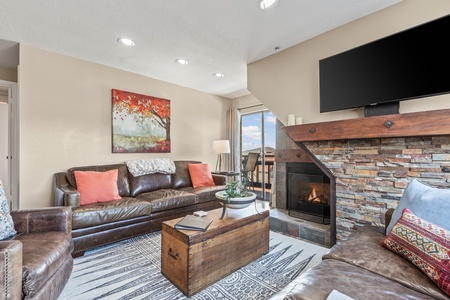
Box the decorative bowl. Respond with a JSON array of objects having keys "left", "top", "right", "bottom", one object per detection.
[{"left": 215, "top": 191, "right": 257, "bottom": 209}]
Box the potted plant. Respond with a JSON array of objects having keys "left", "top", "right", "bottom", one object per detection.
[{"left": 215, "top": 176, "right": 257, "bottom": 219}]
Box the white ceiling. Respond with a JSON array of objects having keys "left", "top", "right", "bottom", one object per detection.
[{"left": 0, "top": 0, "right": 400, "bottom": 99}]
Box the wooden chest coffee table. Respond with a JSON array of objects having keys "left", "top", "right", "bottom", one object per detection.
[{"left": 161, "top": 205, "right": 269, "bottom": 296}]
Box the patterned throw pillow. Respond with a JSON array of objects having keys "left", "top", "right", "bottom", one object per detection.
[
  {"left": 382, "top": 208, "right": 450, "bottom": 296},
  {"left": 0, "top": 180, "right": 16, "bottom": 240}
]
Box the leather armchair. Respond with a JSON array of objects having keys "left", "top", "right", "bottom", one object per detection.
[{"left": 0, "top": 207, "right": 74, "bottom": 300}]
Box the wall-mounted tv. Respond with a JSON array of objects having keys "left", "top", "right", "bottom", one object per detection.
[{"left": 319, "top": 14, "right": 450, "bottom": 114}]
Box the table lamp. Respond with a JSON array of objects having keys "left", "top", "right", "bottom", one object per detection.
[{"left": 213, "top": 140, "right": 230, "bottom": 172}]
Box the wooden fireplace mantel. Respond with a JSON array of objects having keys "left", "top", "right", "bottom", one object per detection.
[{"left": 283, "top": 108, "right": 450, "bottom": 142}]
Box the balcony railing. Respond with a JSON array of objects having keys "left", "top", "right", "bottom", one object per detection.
[{"left": 241, "top": 154, "right": 274, "bottom": 190}]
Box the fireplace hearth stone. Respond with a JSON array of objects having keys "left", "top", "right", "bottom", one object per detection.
[{"left": 270, "top": 207, "right": 330, "bottom": 247}]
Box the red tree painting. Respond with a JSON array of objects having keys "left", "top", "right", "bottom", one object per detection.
[{"left": 112, "top": 89, "right": 171, "bottom": 153}]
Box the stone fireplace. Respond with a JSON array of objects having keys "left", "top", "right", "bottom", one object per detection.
[{"left": 274, "top": 109, "right": 450, "bottom": 243}]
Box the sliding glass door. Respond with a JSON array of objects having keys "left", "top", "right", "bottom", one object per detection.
[{"left": 240, "top": 111, "right": 276, "bottom": 201}]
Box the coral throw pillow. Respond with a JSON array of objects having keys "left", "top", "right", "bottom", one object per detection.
[
  {"left": 382, "top": 208, "right": 450, "bottom": 296},
  {"left": 188, "top": 163, "right": 215, "bottom": 188},
  {"left": 74, "top": 169, "right": 121, "bottom": 205},
  {"left": 0, "top": 180, "right": 16, "bottom": 240}
]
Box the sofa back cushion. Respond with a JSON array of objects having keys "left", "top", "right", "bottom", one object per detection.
[
  {"left": 172, "top": 161, "right": 202, "bottom": 189},
  {"left": 386, "top": 179, "right": 450, "bottom": 233},
  {"left": 67, "top": 164, "right": 131, "bottom": 197},
  {"left": 129, "top": 173, "right": 172, "bottom": 197}
]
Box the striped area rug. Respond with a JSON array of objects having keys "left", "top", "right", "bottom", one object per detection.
[{"left": 58, "top": 231, "right": 328, "bottom": 300}]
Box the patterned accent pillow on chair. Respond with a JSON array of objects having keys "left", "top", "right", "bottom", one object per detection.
[
  {"left": 0, "top": 179, "right": 16, "bottom": 240},
  {"left": 382, "top": 208, "right": 450, "bottom": 296}
]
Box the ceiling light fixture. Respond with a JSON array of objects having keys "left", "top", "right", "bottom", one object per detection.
[
  {"left": 213, "top": 73, "right": 225, "bottom": 78},
  {"left": 259, "top": 0, "right": 280, "bottom": 10},
  {"left": 117, "top": 38, "right": 135, "bottom": 46},
  {"left": 175, "top": 59, "right": 189, "bottom": 65}
]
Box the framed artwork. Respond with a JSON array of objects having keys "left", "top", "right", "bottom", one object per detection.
[{"left": 112, "top": 89, "right": 171, "bottom": 153}]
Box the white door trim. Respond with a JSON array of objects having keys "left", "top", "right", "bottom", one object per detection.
[{"left": 0, "top": 79, "right": 19, "bottom": 209}]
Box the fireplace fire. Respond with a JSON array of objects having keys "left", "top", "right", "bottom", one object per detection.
[
  {"left": 287, "top": 163, "right": 331, "bottom": 224},
  {"left": 307, "top": 188, "right": 326, "bottom": 203},
  {"left": 307, "top": 188, "right": 321, "bottom": 203}
]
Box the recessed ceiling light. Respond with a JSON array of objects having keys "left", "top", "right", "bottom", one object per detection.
[
  {"left": 175, "top": 59, "right": 189, "bottom": 65},
  {"left": 259, "top": 0, "right": 280, "bottom": 10},
  {"left": 117, "top": 38, "right": 135, "bottom": 46},
  {"left": 213, "top": 73, "right": 225, "bottom": 78}
]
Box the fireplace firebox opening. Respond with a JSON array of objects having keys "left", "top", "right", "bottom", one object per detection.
[{"left": 287, "top": 162, "right": 331, "bottom": 224}]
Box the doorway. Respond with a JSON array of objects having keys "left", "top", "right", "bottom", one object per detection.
[
  {"left": 240, "top": 111, "right": 276, "bottom": 202},
  {"left": 0, "top": 80, "right": 18, "bottom": 209}
]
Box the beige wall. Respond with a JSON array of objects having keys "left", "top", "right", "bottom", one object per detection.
[
  {"left": 18, "top": 45, "right": 229, "bottom": 208},
  {"left": 233, "top": 94, "right": 267, "bottom": 115},
  {"left": 0, "top": 66, "right": 17, "bottom": 82},
  {"left": 248, "top": 0, "right": 450, "bottom": 125}
]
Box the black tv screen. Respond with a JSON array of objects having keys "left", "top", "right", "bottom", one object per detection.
[{"left": 319, "top": 14, "right": 450, "bottom": 113}]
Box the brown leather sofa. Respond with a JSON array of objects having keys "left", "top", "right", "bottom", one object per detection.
[
  {"left": 270, "top": 209, "right": 450, "bottom": 300},
  {"left": 53, "top": 160, "right": 226, "bottom": 256},
  {"left": 0, "top": 207, "right": 73, "bottom": 300}
]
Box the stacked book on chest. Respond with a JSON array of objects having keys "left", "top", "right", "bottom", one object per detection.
[{"left": 174, "top": 214, "right": 214, "bottom": 231}]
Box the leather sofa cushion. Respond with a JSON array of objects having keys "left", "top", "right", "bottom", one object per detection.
[
  {"left": 323, "top": 225, "right": 449, "bottom": 300},
  {"left": 136, "top": 189, "right": 197, "bottom": 212},
  {"left": 67, "top": 164, "right": 131, "bottom": 197},
  {"left": 72, "top": 198, "right": 152, "bottom": 229},
  {"left": 279, "top": 259, "right": 437, "bottom": 300},
  {"left": 180, "top": 185, "right": 226, "bottom": 204},
  {"left": 172, "top": 161, "right": 201, "bottom": 189},
  {"left": 129, "top": 173, "right": 172, "bottom": 197},
  {"left": 14, "top": 232, "right": 73, "bottom": 299}
]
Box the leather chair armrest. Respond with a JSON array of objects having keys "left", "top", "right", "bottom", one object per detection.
[
  {"left": 385, "top": 208, "right": 395, "bottom": 234},
  {"left": 212, "top": 174, "right": 227, "bottom": 185},
  {"left": 0, "top": 240, "right": 23, "bottom": 300},
  {"left": 11, "top": 207, "right": 72, "bottom": 234}
]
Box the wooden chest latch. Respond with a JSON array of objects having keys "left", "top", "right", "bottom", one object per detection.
[{"left": 168, "top": 248, "right": 179, "bottom": 260}]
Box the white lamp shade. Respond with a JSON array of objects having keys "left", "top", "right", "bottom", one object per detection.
[
  {"left": 260, "top": 0, "right": 280, "bottom": 10},
  {"left": 213, "top": 140, "right": 230, "bottom": 154}
]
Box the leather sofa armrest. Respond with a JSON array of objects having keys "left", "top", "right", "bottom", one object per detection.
[
  {"left": 385, "top": 208, "right": 395, "bottom": 234},
  {"left": 212, "top": 174, "right": 227, "bottom": 185},
  {"left": 64, "top": 189, "right": 80, "bottom": 207},
  {"left": 0, "top": 240, "right": 23, "bottom": 300},
  {"left": 53, "top": 172, "right": 80, "bottom": 207},
  {"left": 11, "top": 207, "right": 72, "bottom": 234}
]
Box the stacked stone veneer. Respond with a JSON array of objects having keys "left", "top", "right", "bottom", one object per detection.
[{"left": 275, "top": 121, "right": 450, "bottom": 240}]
